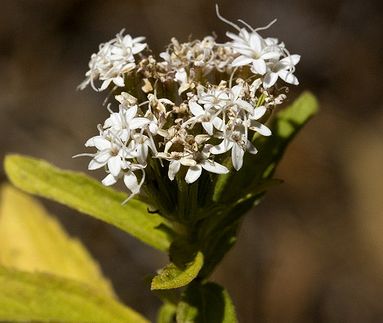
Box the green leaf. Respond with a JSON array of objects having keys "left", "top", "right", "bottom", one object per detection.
[
  {"left": 157, "top": 302, "right": 177, "bottom": 323},
  {"left": 214, "top": 91, "right": 319, "bottom": 203},
  {"left": 0, "top": 184, "right": 115, "bottom": 297},
  {"left": 151, "top": 251, "right": 204, "bottom": 290},
  {"left": 176, "top": 282, "right": 238, "bottom": 323},
  {"left": 0, "top": 266, "right": 149, "bottom": 323},
  {"left": 4, "top": 154, "right": 172, "bottom": 252}
]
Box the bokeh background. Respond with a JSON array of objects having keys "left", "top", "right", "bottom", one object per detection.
[{"left": 1, "top": 0, "right": 383, "bottom": 322}]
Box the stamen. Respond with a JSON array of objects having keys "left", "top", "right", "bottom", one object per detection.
[
  {"left": 215, "top": 4, "right": 241, "bottom": 32},
  {"left": 254, "top": 19, "right": 277, "bottom": 32},
  {"left": 72, "top": 153, "right": 95, "bottom": 158},
  {"left": 237, "top": 19, "right": 255, "bottom": 32}
]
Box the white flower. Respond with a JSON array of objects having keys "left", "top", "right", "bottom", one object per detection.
[
  {"left": 165, "top": 154, "right": 197, "bottom": 181},
  {"left": 247, "top": 106, "right": 272, "bottom": 136},
  {"left": 187, "top": 100, "right": 224, "bottom": 135},
  {"left": 85, "top": 131, "right": 132, "bottom": 177},
  {"left": 102, "top": 161, "right": 145, "bottom": 202},
  {"left": 228, "top": 84, "right": 255, "bottom": 114},
  {"left": 79, "top": 30, "right": 147, "bottom": 91},
  {"left": 228, "top": 29, "right": 281, "bottom": 75},
  {"left": 263, "top": 54, "right": 300, "bottom": 88},
  {"left": 210, "top": 124, "right": 258, "bottom": 171},
  {"left": 130, "top": 133, "right": 157, "bottom": 165},
  {"left": 158, "top": 147, "right": 228, "bottom": 183},
  {"left": 175, "top": 68, "right": 191, "bottom": 94},
  {"left": 185, "top": 146, "right": 229, "bottom": 184},
  {"left": 197, "top": 87, "right": 229, "bottom": 110},
  {"left": 103, "top": 105, "right": 150, "bottom": 141}
]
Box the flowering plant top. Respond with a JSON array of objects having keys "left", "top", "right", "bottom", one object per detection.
[
  {"left": 77, "top": 6, "right": 300, "bottom": 203},
  {"left": 3, "top": 6, "right": 318, "bottom": 322}
]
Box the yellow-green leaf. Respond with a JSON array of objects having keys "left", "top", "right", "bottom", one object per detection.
[
  {"left": 176, "top": 282, "right": 238, "bottom": 323},
  {"left": 157, "top": 302, "right": 177, "bottom": 323},
  {"left": 0, "top": 267, "right": 148, "bottom": 323},
  {"left": 0, "top": 184, "right": 114, "bottom": 297},
  {"left": 151, "top": 251, "right": 204, "bottom": 290},
  {"left": 4, "top": 155, "right": 172, "bottom": 252}
]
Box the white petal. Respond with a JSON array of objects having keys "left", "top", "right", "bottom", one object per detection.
[
  {"left": 159, "top": 98, "right": 174, "bottom": 105},
  {"left": 180, "top": 158, "right": 197, "bottom": 167},
  {"left": 263, "top": 72, "right": 278, "bottom": 88},
  {"left": 123, "top": 172, "right": 140, "bottom": 194},
  {"left": 251, "top": 59, "right": 267, "bottom": 75},
  {"left": 236, "top": 99, "right": 254, "bottom": 113},
  {"left": 280, "top": 54, "right": 300, "bottom": 66},
  {"left": 88, "top": 153, "right": 109, "bottom": 170},
  {"left": 226, "top": 31, "right": 247, "bottom": 43},
  {"left": 135, "top": 144, "right": 148, "bottom": 165},
  {"left": 175, "top": 68, "right": 187, "bottom": 83},
  {"left": 149, "top": 122, "right": 158, "bottom": 134},
  {"left": 125, "top": 105, "right": 138, "bottom": 120},
  {"left": 232, "top": 143, "right": 245, "bottom": 171},
  {"left": 249, "top": 33, "right": 263, "bottom": 52},
  {"left": 104, "top": 113, "right": 121, "bottom": 129},
  {"left": 93, "top": 137, "right": 111, "bottom": 151},
  {"left": 85, "top": 136, "right": 98, "bottom": 147},
  {"left": 108, "top": 155, "right": 122, "bottom": 177},
  {"left": 231, "top": 84, "right": 243, "bottom": 99},
  {"left": 159, "top": 52, "right": 170, "bottom": 61},
  {"left": 99, "top": 79, "right": 112, "bottom": 91},
  {"left": 113, "top": 76, "right": 125, "bottom": 87},
  {"left": 231, "top": 55, "right": 253, "bottom": 67},
  {"left": 251, "top": 106, "right": 267, "bottom": 120},
  {"left": 210, "top": 140, "right": 233, "bottom": 155},
  {"left": 185, "top": 165, "right": 202, "bottom": 184},
  {"left": 246, "top": 141, "right": 258, "bottom": 155},
  {"left": 168, "top": 160, "right": 180, "bottom": 181},
  {"left": 102, "top": 174, "right": 117, "bottom": 186},
  {"left": 132, "top": 36, "right": 146, "bottom": 44},
  {"left": 251, "top": 121, "right": 272, "bottom": 136},
  {"left": 130, "top": 117, "right": 150, "bottom": 129},
  {"left": 278, "top": 70, "right": 299, "bottom": 85},
  {"left": 261, "top": 51, "right": 281, "bottom": 60},
  {"left": 189, "top": 101, "right": 204, "bottom": 117},
  {"left": 132, "top": 43, "right": 146, "bottom": 54},
  {"left": 201, "top": 161, "right": 229, "bottom": 174},
  {"left": 212, "top": 117, "right": 224, "bottom": 131},
  {"left": 119, "top": 129, "right": 130, "bottom": 142},
  {"left": 202, "top": 121, "right": 213, "bottom": 135}
]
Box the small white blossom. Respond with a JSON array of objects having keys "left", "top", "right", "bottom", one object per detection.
[
  {"left": 185, "top": 146, "right": 229, "bottom": 184},
  {"left": 263, "top": 54, "right": 300, "bottom": 88},
  {"left": 187, "top": 100, "right": 224, "bottom": 135},
  {"left": 228, "top": 29, "right": 281, "bottom": 75},
  {"left": 210, "top": 125, "right": 258, "bottom": 171},
  {"left": 85, "top": 130, "right": 132, "bottom": 176},
  {"left": 79, "top": 30, "right": 147, "bottom": 91}
]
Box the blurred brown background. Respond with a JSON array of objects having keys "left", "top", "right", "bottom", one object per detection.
[{"left": 1, "top": 0, "right": 383, "bottom": 322}]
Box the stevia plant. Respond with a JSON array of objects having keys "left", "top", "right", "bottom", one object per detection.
[{"left": 2, "top": 6, "right": 318, "bottom": 323}]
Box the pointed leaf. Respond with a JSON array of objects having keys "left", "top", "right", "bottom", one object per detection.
[
  {"left": 4, "top": 155, "right": 172, "bottom": 251},
  {"left": 0, "top": 267, "right": 148, "bottom": 323},
  {"left": 176, "top": 282, "right": 238, "bottom": 323},
  {"left": 157, "top": 302, "right": 177, "bottom": 323},
  {"left": 0, "top": 184, "right": 114, "bottom": 297},
  {"left": 151, "top": 251, "right": 204, "bottom": 290}
]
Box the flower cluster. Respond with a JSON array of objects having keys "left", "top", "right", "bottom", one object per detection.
[{"left": 77, "top": 7, "right": 299, "bottom": 201}]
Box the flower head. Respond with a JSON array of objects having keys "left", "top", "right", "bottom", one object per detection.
[{"left": 77, "top": 7, "right": 299, "bottom": 201}]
